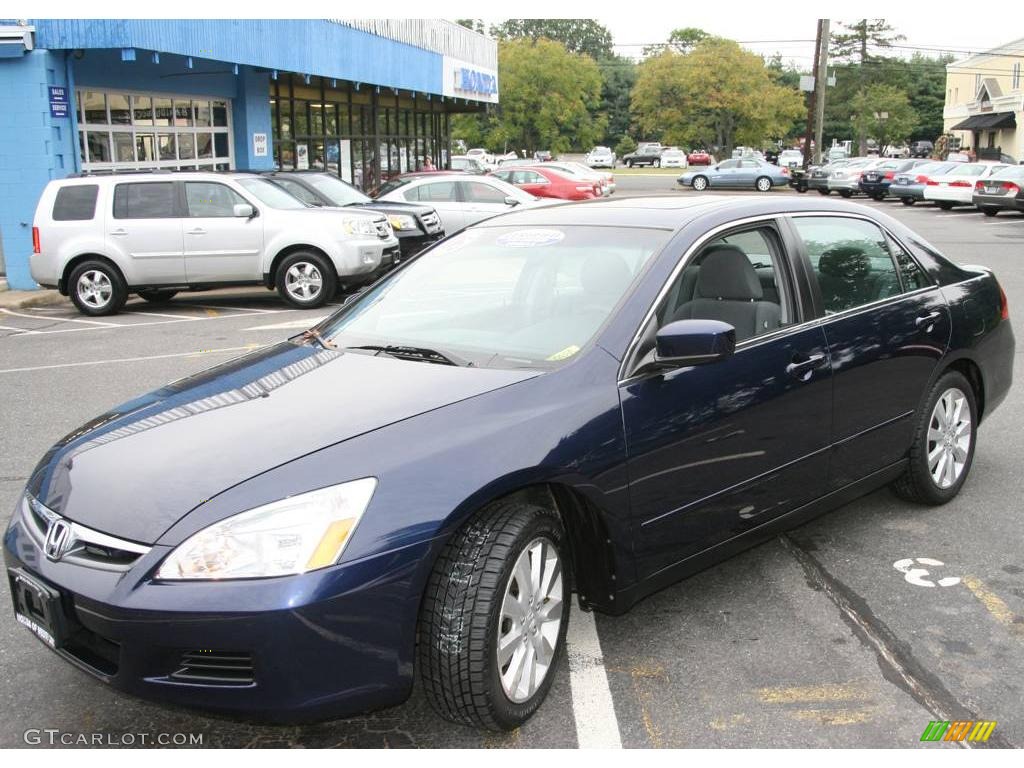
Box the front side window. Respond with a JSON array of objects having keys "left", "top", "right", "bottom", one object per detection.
[
  {"left": 53, "top": 185, "right": 99, "bottom": 221},
  {"left": 112, "top": 182, "right": 177, "bottom": 219},
  {"left": 271, "top": 178, "right": 323, "bottom": 206},
  {"left": 717, "top": 160, "right": 739, "bottom": 169},
  {"left": 792, "top": 217, "right": 902, "bottom": 314},
  {"left": 185, "top": 182, "right": 247, "bottom": 217},
  {"left": 318, "top": 225, "right": 671, "bottom": 368}
]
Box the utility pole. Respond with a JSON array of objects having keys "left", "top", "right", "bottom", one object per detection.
[
  {"left": 801, "top": 22, "right": 822, "bottom": 171},
  {"left": 813, "top": 19, "right": 830, "bottom": 164}
]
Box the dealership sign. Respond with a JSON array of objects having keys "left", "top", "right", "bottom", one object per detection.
[
  {"left": 442, "top": 56, "right": 498, "bottom": 104},
  {"left": 49, "top": 85, "right": 68, "bottom": 118}
]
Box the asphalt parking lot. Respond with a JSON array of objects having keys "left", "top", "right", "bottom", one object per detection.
[{"left": 1, "top": 177, "right": 1022, "bottom": 748}]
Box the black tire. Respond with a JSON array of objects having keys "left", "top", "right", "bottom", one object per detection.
[
  {"left": 136, "top": 289, "right": 178, "bottom": 304},
  {"left": 892, "top": 370, "right": 977, "bottom": 506},
  {"left": 902, "top": 197, "right": 915, "bottom": 206},
  {"left": 839, "top": 189, "right": 853, "bottom": 198},
  {"left": 418, "top": 500, "right": 570, "bottom": 731},
  {"left": 817, "top": 188, "right": 830, "bottom": 196},
  {"left": 755, "top": 176, "right": 772, "bottom": 192},
  {"left": 872, "top": 193, "right": 885, "bottom": 201},
  {"left": 68, "top": 259, "right": 127, "bottom": 316},
  {"left": 937, "top": 201, "right": 954, "bottom": 210},
  {"left": 274, "top": 250, "right": 337, "bottom": 309},
  {"left": 981, "top": 207, "right": 998, "bottom": 217},
  {"left": 652, "top": 159, "right": 661, "bottom": 168},
  {"left": 625, "top": 160, "right": 633, "bottom": 168},
  {"left": 691, "top": 175, "right": 709, "bottom": 191}
]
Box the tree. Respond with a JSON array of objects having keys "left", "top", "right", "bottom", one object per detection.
[
  {"left": 451, "top": 38, "right": 605, "bottom": 155},
  {"left": 492, "top": 19, "right": 614, "bottom": 60},
  {"left": 455, "top": 19, "right": 488, "bottom": 35},
  {"left": 597, "top": 55, "right": 637, "bottom": 145},
  {"left": 642, "top": 27, "right": 708, "bottom": 57},
  {"left": 850, "top": 84, "right": 917, "bottom": 150},
  {"left": 630, "top": 39, "right": 805, "bottom": 154}
]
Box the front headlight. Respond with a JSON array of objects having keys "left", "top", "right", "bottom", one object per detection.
[
  {"left": 387, "top": 214, "right": 417, "bottom": 231},
  {"left": 342, "top": 217, "right": 378, "bottom": 236},
  {"left": 156, "top": 478, "right": 377, "bottom": 580}
]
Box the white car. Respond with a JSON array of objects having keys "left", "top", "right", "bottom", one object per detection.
[
  {"left": 374, "top": 173, "right": 547, "bottom": 233},
  {"left": 466, "top": 148, "right": 496, "bottom": 169},
  {"left": 659, "top": 149, "right": 688, "bottom": 169},
  {"left": 30, "top": 172, "right": 398, "bottom": 315},
  {"left": 586, "top": 147, "right": 616, "bottom": 168},
  {"left": 544, "top": 161, "right": 616, "bottom": 195},
  {"left": 778, "top": 150, "right": 804, "bottom": 169},
  {"left": 450, "top": 155, "right": 488, "bottom": 174},
  {"left": 923, "top": 163, "right": 1009, "bottom": 209},
  {"left": 827, "top": 157, "right": 885, "bottom": 196}
]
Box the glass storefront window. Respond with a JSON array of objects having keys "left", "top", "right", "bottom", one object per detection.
[
  {"left": 194, "top": 101, "right": 211, "bottom": 127},
  {"left": 154, "top": 98, "right": 173, "bottom": 127},
  {"left": 112, "top": 132, "right": 135, "bottom": 162},
  {"left": 311, "top": 103, "right": 324, "bottom": 135},
  {"left": 109, "top": 94, "right": 131, "bottom": 125},
  {"left": 83, "top": 92, "right": 106, "bottom": 124},
  {"left": 133, "top": 95, "right": 154, "bottom": 125},
  {"left": 212, "top": 100, "right": 228, "bottom": 127},
  {"left": 214, "top": 133, "right": 229, "bottom": 158},
  {"left": 325, "top": 104, "right": 337, "bottom": 135},
  {"left": 174, "top": 100, "right": 192, "bottom": 127},
  {"left": 196, "top": 133, "right": 213, "bottom": 159},
  {"left": 135, "top": 133, "right": 155, "bottom": 163},
  {"left": 158, "top": 133, "right": 177, "bottom": 161},
  {"left": 178, "top": 133, "right": 196, "bottom": 159},
  {"left": 294, "top": 100, "right": 308, "bottom": 136},
  {"left": 86, "top": 132, "right": 111, "bottom": 163}
]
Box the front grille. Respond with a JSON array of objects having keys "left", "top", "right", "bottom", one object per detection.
[
  {"left": 22, "top": 496, "right": 149, "bottom": 571},
  {"left": 374, "top": 219, "right": 393, "bottom": 239},
  {"left": 419, "top": 211, "right": 443, "bottom": 234},
  {"left": 170, "top": 650, "right": 255, "bottom": 686}
]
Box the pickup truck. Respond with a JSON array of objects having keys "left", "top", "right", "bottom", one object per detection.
[{"left": 622, "top": 145, "right": 664, "bottom": 168}]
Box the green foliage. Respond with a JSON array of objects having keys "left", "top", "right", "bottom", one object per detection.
[
  {"left": 630, "top": 39, "right": 805, "bottom": 154},
  {"left": 492, "top": 19, "right": 614, "bottom": 60},
  {"left": 643, "top": 27, "right": 709, "bottom": 57},
  {"left": 851, "top": 84, "right": 917, "bottom": 147},
  {"left": 598, "top": 55, "right": 637, "bottom": 145},
  {"left": 615, "top": 135, "right": 637, "bottom": 157},
  {"left": 830, "top": 19, "right": 904, "bottom": 62},
  {"left": 451, "top": 38, "right": 606, "bottom": 155},
  {"left": 455, "top": 19, "right": 488, "bottom": 35}
]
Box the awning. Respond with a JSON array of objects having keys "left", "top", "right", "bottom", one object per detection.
[{"left": 951, "top": 112, "right": 1017, "bottom": 131}]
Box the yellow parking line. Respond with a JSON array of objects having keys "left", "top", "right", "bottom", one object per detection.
[
  {"left": 963, "top": 576, "right": 1023, "bottom": 635},
  {"left": 756, "top": 682, "right": 872, "bottom": 704}
]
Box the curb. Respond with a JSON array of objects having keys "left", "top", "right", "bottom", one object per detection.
[{"left": 0, "top": 289, "right": 68, "bottom": 311}]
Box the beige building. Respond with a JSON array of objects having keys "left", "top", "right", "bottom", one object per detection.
[{"left": 943, "top": 37, "right": 1023, "bottom": 162}]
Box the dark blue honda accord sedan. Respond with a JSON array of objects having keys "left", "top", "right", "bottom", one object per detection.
[{"left": 5, "top": 196, "right": 1014, "bottom": 731}]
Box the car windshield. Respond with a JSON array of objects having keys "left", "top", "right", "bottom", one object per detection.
[
  {"left": 236, "top": 178, "right": 308, "bottom": 209},
  {"left": 317, "top": 225, "right": 671, "bottom": 369},
  {"left": 304, "top": 174, "right": 370, "bottom": 205},
  {"left": 374, "top": 177, "right": 411, "bottom": 198}
]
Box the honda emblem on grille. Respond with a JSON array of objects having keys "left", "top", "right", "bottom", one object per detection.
[{"left": 44, "top": 518, "right": 72, "bottom": 561}]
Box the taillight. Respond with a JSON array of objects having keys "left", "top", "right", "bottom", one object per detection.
[
  {"left": 950, "top": 180, "right": 972, "bottom": 188},
  {"left": 915, "top": 174, "right": 930, "bottom": 183},
  {"left": 975, "top": 181, "right": 986, "bottom": 191},
  {"left": 925, "top": 179, "right": 939, "bottom": 186},
  {"left": 884, "top": 171, "right": 895, "bottom": 180},
  {"left": 999, "top": 283, "right": 1009, "bottom": 320},
  {"left": 32, "top": 226, "right": 40, "bottom": 254},
  {"left": 781, "top": 167, "right": 790, "bottom": 175},
  {"left": 1004, "top": 183, "right": 1020, "bottom": 195}
]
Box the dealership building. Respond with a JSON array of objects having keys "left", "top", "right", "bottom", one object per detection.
[{"left": 0, "top": 19, "right": 498, "bottom": 289}]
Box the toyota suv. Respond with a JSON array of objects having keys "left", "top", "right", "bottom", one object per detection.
[{"left": 31, "top": 171, "right": 399, "bottom": 315}]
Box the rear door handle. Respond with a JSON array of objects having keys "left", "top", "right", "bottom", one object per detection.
[
  {"left": 786, "top": 353, "right": 826, "bottom": 381},
  {"left": 916, "top": 311, "right": 941, "bottom": 329}
]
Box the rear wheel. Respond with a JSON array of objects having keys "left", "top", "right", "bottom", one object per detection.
[
  {"left": 418, "top": 501, "right": 569, "bottom": 731},
  {"left": 755, "top": 176, "right": 773, "bottom": 192},
  {"left": 652, "top": 159, "right": 661, "bottom": 168},
  {"left": 817, "top": 188, "right": 830, "bottom": 196},
  {"left": 691, "top": 175, "right": 709, "bottom": 191},
  {"left": 892, "top": 371, "right": 977, "bottom": 505},
  {"left": 902, "top": 197, "right": 915, "bottom": 205},
  {"left": 839, "top": 189, "right": 853, "bottom": 198},
  {"left": 980, "top": 207, "right": 999, "bottom": 217},
  {"left": 625, "top": 160, "right": 633, "bottom": 168},
  {"left": 274, "top": 251, "right": 336, "bottom": 309},
  {"left": 137, "top": 289, "right": 178, "bottom": 304},
  {"left": 937, "top": 201, "right": 954, "bottom": 210},
  {"left": 69, "top": 260, "right": 127, "bottom": 316}
]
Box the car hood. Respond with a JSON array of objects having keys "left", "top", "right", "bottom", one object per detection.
[{"left": 26, "top": 342, "right": 537, "bottom": 544}]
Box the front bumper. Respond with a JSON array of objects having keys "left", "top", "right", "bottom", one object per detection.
[
  {"left": 4, "top": 499, "right": 430, "bottom": 722},
  {"left": 395, "top": 230, "right": 444, "bottom": 258}
]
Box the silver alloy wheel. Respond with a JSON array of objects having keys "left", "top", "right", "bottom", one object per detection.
[
  {"left": 497, "top": 536, "right": 564, "bottom": 704},
  {"left": 927, "top": 387, "right": 972, "bottom": 489},
  {"left": 76, "top": 270, "right": 113, "bottom": 309},
  {"left": 285, "top": 262, "right": 323, "bottom": 302},
  {"left": 756, "top": 177, "right": 772, "bottom": 192},
  {"left": 692, "top": 176, "right": 708, "bottom": 191}
]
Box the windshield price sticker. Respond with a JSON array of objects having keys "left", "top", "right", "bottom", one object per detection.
[{"left": 495, "top": 229, "right": 566, "bottom": 248}]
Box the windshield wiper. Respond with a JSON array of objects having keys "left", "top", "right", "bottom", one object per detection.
[{"left": 346, "top": 344, "right": 469, "bottom": 367}]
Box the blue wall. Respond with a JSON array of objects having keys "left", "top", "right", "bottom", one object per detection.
[{"left": 0, "top": 49, "right": 77, "bottom": 290}]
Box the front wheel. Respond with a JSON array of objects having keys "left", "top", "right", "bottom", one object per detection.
[
  {"left": 839, "top": 189, "right": 853, "bottom": 198},
  {"left": 625, "top": 160, "right": 633, "bottom": 168},
  {"left": 653, "top": 159, "right": 661, "bottom": 168},
  {"left": 274, "top": 251, "right": 336, "bottom": 309},
  {"left": 69, "top": 260, "right": 127, "bottom": 316},
  {"left": 691, "top": 175, "right": 709, "bottom": 191},
  {"left": 892, "top": 371, "right": 977, "bottom": 505},
  {"left": 817, "top": 188, "right": 830, "bottom": 196},
  {"left": 755, "top": 176, "right": 773, "bottom": 192},
  {"left": 418, "top": 501, "right": 569, "bottom": 731}
]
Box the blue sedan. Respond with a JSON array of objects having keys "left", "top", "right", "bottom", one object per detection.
[
  {"left": 679, "top": 158, "right": 792, "bottom": 191},
  {"left": 6, "top": 196, "right": 1014, "bottom": 731}
]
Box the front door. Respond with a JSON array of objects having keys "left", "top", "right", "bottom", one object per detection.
[
  {"left": 106, "top": 181, "right": 185, "bottom": 284},
  {"left": 621, "top": 223, "right": 833, "bottom": 579},
  {"left": 182, "top": 181, "right": 264, "bottom": 282},
  {"left": 459, "top": 180, "right": 520, "bottom": 228},
  {"left": 788, "top": 215, "right": 950, "bottom": 489},
  {"left": 708, "top": 159, "right": 739, "bottom": 186}
]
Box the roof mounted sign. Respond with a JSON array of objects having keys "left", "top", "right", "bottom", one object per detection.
[{"left": 442, "top": 56, "right": 499, "bottom": 104}]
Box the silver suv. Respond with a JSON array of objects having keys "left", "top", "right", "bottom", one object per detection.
[{"left": 31, "top": 171, "right": 400, "bottom": 315}]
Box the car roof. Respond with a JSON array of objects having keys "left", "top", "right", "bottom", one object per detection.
[{"left": 472, "top": 195, "right": 886, "bottom": 231}]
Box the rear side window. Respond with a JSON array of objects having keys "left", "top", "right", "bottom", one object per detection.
[
  {"left": 113, "top": 182, "right": 177, "bottom": 219},
  {"left": 52, "top": 185, "right": 99, "bottom": 221}
]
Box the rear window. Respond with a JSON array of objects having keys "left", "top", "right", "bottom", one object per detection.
[
  {"left": 52, "top": 185, "right": 99, "bottom": 221},
  {"left": 113, "top": 182, "right": 177, "bottom": 219}
]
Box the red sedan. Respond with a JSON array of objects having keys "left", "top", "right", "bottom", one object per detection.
[
  {"left": 490, "top": 165, "right": 600, "bottom": 201},
  {"left": 687, "top": 149, "right": 712, "bottom": 165}
]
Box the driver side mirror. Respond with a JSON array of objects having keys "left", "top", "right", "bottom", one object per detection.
[
  {"left": 654, "top": 319, "right": 735, "bottom": 368},
  {"left": 233, "top": 203, "right": 255, "bottom": 218},
  {"left": 505, "top": 196, "right": 520, "bottom": 207}
]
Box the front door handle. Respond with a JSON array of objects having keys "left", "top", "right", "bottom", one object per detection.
[
  {"left": 916, "top": 311, "right": 941, "bottom": 330},
  {"left": 109, "top": 228, "right": 127, "bottom": 237},
  {"left": 786, "top": 353, "right": 826, "bottom": 381},
  {"left": 186, "top": 228, "right": 206, "bottom": 235}
]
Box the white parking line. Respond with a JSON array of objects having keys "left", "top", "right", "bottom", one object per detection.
[
  {"left": 0, "top": 344, "right": 262, "bottom": 374},
  {"left": 119, "top": 308, "right": 203, "bottom": 320},
  {"left": 190, "top": 302, "right": 280, "bottom": 314},
  {"left": 1, "top": 309, "right": 294, "bottom": 337},
  {"left": 0, "top": 324, "right": 43, "bottom": 335},
  {"left": 567, "top": 603, "right": 622, "bottom": 749},
  {"left": 0, "top": 308, "right": 117, "bottom": 327},
  {"left": 243, "top": 317, "right": 326, "bottom": 331}
]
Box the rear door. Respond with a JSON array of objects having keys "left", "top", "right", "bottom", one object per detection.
[
  {"left": 107, "top": 181, "right": 185, "bottom": 284},
  {"left": 182, "top": 181, "right": 264, "bottom": 282},
  {"left": 787, "top": 214, "right": 950, "bottom": 489}
]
